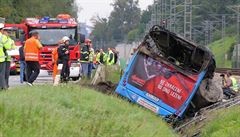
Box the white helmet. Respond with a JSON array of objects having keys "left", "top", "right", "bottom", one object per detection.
[
  {"left": 0, "top": 23, "right": 4, "bottom": 29},
  {"left": 62, "top": 36, "right": 70, "bottom": 43}
]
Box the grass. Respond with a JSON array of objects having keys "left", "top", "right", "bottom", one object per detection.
[
  {"left": 105, "top": 65, "right": 122, "bottom": 84},
  {"left": 209, "top": 37, "right": 236, "bottom": 68},
  {"left": 200, "top": 106, "right": 240, "bottom": 137},
  {"left": 0, "top": 85, "right": 177, "bottom": 137},
  {"left": 182, "top": 106, "right": 240, "bottom": 137}
]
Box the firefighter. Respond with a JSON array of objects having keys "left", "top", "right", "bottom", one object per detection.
[
  {"left": 80, "top": 39, "right": 90, "bottom": 78},
  {"left": 57, "top": 36, "right": 70, "bottom": 82},
  {"left": 96, "top": 49, "right": 106, "bottom": 64},
  {"left": 0, "top": 23, "right": 12, "bottom": 90},
  {"left": 24, "top": 31, "right": 43, "bottom": 86},
  {"left": 3, "top": 28, "right": 16, "bottom": 88},
  {"left": 52, "top": 40, "right": 63, "bottom": 82},
  {"left": 222, "top": 71, "right": 239, "bottom": 98},
  {"left": 106, "top": 48, "right": 115, "bottom": 65}
]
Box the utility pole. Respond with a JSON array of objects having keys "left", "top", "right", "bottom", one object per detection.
[
  {"left": 221, "top": 15, "right": 226, "bottom": 40},
  {"left": 228, "top": 6, "right": 240, "bottom": 44},
  {"left": 204, "top": 21, "right": 213, "bottom": 46},
  {"left": 184, "top": 0, "right": 192, "bottom": 40},
  {"left": 170, "top": 0, "right": 176, "bottom": 32},
  {"left": 228, "top": 5, "right": 240, "bottom": 68}
]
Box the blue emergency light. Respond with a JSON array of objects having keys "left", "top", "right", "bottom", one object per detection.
[
  {"left": 39, "top": 16, "right": 69, "bottom": 24},
  {"left": 39, "top": 16, "right": 50, "bottom": 23}
]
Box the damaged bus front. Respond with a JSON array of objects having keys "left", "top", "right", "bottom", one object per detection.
[{"left": 116, "top": 26, "right": 221, "bottom": 118}]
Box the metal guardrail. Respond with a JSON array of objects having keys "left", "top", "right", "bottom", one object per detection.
[{"left": 215, "top": 68, "right": 240, "bottom": 76}]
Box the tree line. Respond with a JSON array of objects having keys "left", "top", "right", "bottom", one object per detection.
[
  {"left": 91, "top": 0, "right": 240, "bottom": 48},
  {"left": 0, "top": 0, "right": 77, "bottom": 23}
]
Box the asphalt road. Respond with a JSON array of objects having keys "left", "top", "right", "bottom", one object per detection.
[{"left": 9, "top": 75, "right": 53, "bottom": 88}]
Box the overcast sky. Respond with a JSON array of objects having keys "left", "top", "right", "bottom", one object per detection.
[{"left": 74, "top": 0, "right": 154, "bottom": 26}]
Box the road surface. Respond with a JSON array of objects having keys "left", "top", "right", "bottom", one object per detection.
[{"left": 9, "top": 75, "right": 53, "bottom": 87}]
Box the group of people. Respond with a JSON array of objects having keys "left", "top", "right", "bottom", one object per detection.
[
  {"left": 0, "top": 21, "right": 119, "bottom": 89},
  {"left": 0, "top": 23, "right": 16, "bottom": 90},
  {"left": 80, "top": 39, "right": 119, "bottom": 79}
]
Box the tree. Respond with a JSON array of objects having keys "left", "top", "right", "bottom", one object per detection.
[
  {"left": 109, "top": 0, "right": 141, "bottom": 41},
  {"left": 0, "top": 0, "right": 76, "bottom": 23}
]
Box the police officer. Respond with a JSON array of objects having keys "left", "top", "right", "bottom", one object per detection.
[
  {"left": 0, "top": 23, "right": 12, "bottom": 90},
  {"left": 57, "top": 36, "right": 70, "bottom": 82}
]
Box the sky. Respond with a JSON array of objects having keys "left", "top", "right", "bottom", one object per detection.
[{"left": 74, "top": 0, "right": 154, "bottom": 26}]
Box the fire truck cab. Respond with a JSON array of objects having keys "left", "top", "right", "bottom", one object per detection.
[{"left": 22, "top": 14, "right": 84, "bottom": 79}]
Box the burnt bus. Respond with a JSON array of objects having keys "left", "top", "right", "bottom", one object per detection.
[{"left": 116, "top": 26, "right": 222, "bottom": 118}]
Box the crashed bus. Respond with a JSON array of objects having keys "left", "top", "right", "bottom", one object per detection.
[{"left": 116, "top": 26, "right": 222, "bottom": 118}]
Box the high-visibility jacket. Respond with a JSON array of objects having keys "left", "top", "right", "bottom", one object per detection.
[
  {"left": 0, "top": 32, "right": 12, "bottom": 62},
  {"left": 107, "top": 50, "right": 115, "bottom": 65},
  {"left": 230, "top": 76, "right": 239, "bottom": 92},
  {"left": 96, "top": 52, "right": 106, "bottom": 64},
  {"left": 24, "top": 37, "right": 43, "bottom": 61},
  {"left": 52, "top": 47, "right": 58, "bottom": 79},
  {"left": 89, "top": 51, "right": 94, "bottom": 62},
  {"left": 52, "top": 47, "right": 58, "bottom": 63},
  {"left": 5, "top": 38, "right": 16, "bottom": 62}
]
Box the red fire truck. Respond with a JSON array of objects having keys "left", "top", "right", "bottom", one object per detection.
[{"left": 19, "top": 14, "right": 84, "bottom": 80}]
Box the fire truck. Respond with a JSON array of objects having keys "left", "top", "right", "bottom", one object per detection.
[{"left": 19, "top": 14, "right": 84, "bottom": 80}]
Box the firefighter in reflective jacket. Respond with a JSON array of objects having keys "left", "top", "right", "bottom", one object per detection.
[
  {"left": 106, "top": 48, "right": 115, "bottom": 65},
  {"left": 0, "top": 23, "right": 12, "bottom": 90},
  {"left": 24, "top": 31, "right": 43, "bottom": 86},
  {"left": 80, "top": 39, "right": 90, "bottom": 78}
]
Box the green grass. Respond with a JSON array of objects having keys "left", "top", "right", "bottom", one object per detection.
[
  {"left": 105, "top": 65, "right": 122, "bottom": 84},
  {"left": 201, "top": 106, "right": 240, "bottom": 137},
  {"left": 0, "top": 85, "right": 177, "bottom": 137},
  {"left": 209, "top": 37, "right": 236, "bottom": 68}
]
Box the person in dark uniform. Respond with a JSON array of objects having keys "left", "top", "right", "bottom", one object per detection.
[
  {"left": 57, "top": 36, "right": 70, "bottom": 82},
  {"left": 19, "top": 44, "right": 26, "bottom": 83}
]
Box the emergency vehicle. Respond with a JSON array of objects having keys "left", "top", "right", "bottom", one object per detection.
[
  {"left": 20, "top": 14, "right": 84, "bottom": 80},
  {"left": 116, "top": 26, "right": 218, "bottom": 118}
]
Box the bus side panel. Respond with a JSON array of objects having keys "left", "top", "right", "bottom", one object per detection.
[{"left": 116, "top": 52, "right": 206, "bottom": 117}]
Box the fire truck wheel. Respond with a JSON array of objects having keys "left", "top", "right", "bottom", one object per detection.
[{"left": 72, "top": 77, "right": 79, "bottom": 81}]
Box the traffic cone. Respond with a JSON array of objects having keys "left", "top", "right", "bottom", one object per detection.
[{"left": 53, "top": 64, "right": 63, "bottom": 86}]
